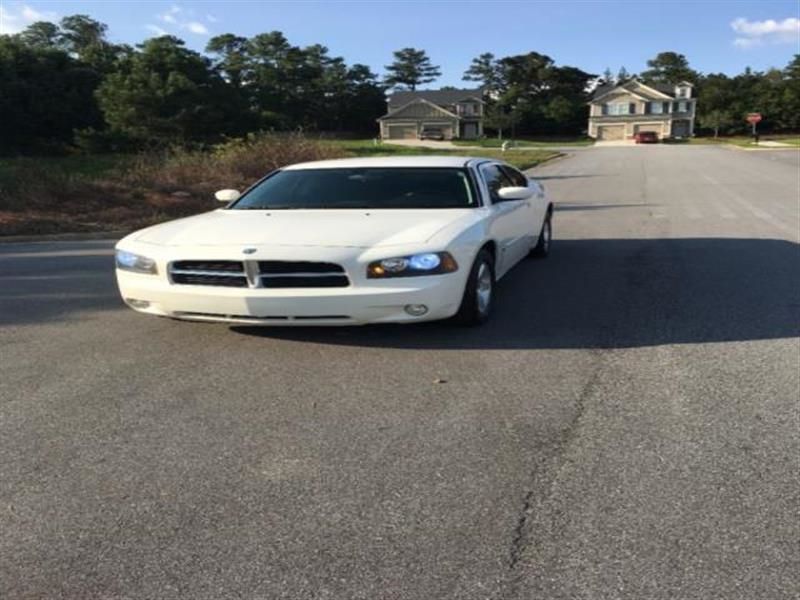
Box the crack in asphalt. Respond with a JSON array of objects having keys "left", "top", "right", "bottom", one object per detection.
[{"left": 499, "top": 349, "right": 608, "bottom": 598}]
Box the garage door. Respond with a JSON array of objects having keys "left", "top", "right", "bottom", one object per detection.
[
  {"left": 597, "top": 125, "right": 625, "bottom": 141},
  {"left": 388, "top": 125, "right": 417, "bottom": 139},
  {"left": 634, "top": 123, "right": 662, "bottom": 134}
]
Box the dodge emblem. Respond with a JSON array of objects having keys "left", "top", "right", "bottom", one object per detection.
[{"left": 242, "top": 247, "right": 256, "bottom": 255}]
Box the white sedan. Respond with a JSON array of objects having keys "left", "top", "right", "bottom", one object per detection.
[{"left": 115, "top": 156, "right": 552, "bottom": 326}]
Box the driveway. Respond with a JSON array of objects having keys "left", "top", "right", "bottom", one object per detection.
[{"left": 1, "top": 145, "right": 798, "bottom": 599}]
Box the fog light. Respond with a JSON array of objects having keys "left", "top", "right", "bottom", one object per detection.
[
  {"left": 125, "top": 298, "right": 150, "bottom": 309},
  {"left": 404, "top": 304, "right": 428, "bottom": 316}
]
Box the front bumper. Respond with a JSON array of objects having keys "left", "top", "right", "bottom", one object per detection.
[{"left": 116, "top": 269, "right": 466, "bottom": 325}]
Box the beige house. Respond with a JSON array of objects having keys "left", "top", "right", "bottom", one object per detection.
[
  {"left": 588, "top": 79, "right": 695, "bottom": 141},
  {"left": 378, "top": 88, "right": 485, "bottom": 140}
]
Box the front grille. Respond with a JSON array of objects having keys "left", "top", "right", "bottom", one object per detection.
[
  {"left": 170, "top": 260, "right": 248, "bottom": 287},
  {"left": 171, "top": 274, "right": 248, "bottom": 287},
  {"left": 169, "top": 259, "right": 349, "bottom": 288},
  {"left": 258, "top": 261, "right": 344, "bottom": 274},
  {"left": 172, "top": 261, "right": 244, "bottom": 273},
  {"left": 258, "top": 260, "right": 349, "bottom": 288}
]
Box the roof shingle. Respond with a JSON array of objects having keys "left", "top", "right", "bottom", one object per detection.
[{"left": 388, "top": 88, "right": 485, "bottom": 109}]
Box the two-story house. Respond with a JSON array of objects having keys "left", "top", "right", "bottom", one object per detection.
[
  {"left": 588, "top": 79, "right": 695, "bottom": 141},
  {"left": 378, "top": 88, "right": 485, "bottom": 140}
]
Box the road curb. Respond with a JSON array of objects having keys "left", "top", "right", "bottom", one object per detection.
[{"left": 0, "top": 230, "right": 129, "bottom": 244}]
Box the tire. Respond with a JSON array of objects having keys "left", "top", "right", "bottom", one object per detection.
[
  {"left": 452, "top": 249, "right": 495, "bottom": 326},
  {"left": 530, "top": 211, "right": 552, "bottom": 258}
]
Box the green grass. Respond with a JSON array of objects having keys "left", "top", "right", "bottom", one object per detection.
[
  {"left": 451, "top": 137, "right": 594, "bottom": 148},
  {"left": 689, "top": 136, "right": 755, "bottom": 147},
  {"left": 766, "top": 136, "right": 800, "bottom": 146},
  {"left": 690, "top": 135, "right": 800, "bottom": 148},
  {"left": 326, "top": 139, "right": 560, "bottom": 170}
]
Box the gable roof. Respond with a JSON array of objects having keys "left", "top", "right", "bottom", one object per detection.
[
  {"left": 388, "top": 88, "right": 485, "bottom": 109},
  {"left": 591, "top": 79, "right": 674, "bottom": 102},
  {"left": 379, "top": 98, "right": 459, "bottom": 121}
]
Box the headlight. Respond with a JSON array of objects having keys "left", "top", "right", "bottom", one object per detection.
[
  {"left": 367, "top": 252, "right": 458, "bottom": 278},
  {"left": 115, "top": 249, "right": 158, "bottom": 275}
]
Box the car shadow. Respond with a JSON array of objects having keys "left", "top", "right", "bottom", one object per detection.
[{"left": 232, "top": 238, "right": 800, "bottom": 350}]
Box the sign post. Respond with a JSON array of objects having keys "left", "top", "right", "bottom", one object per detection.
[{"left": 746, "top": 113, "right": 762, "bottom": 144}]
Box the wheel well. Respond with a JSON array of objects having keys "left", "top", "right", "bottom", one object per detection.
[{"left": 480, "top": 240, "right": 497, "bottom": 267}]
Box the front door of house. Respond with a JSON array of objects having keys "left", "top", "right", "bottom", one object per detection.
[{"left": 462, "top": 123, "right": 478, "bottom": 139}]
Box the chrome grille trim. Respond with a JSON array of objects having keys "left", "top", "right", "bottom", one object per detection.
[{"left": 170, "top": 269, "right": 246, "bottom": 277}]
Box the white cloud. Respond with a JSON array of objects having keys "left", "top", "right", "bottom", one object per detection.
[
  {"left": 151, "top": 5, "right": 210, "bottom": 36},
  {"left": 184, "top": 21, "right": 208, "bottom": 35},
  {"left": 731, "top": 17, "right": 800, "bottom": 48},
  {"left": 21, "top": 4, "right": 56, "bottom": 22},
  {"left": 1, "top": 3, "right": 58, "bottom": 35},
  {"left": 157, "top": 5, "right": 181, "bottom": 23},
  {"left": 145, "top": 24, "right": 168, "bottom": 36},
  {"left": 206, "top": 14, "right": 218, "bottom": 23}
]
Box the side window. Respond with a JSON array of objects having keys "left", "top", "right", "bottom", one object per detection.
[
  {"left": 500, "top": 165, "right": 528, "bottom": 187},
  {"left": 479, "top": 164, "right": 515, "bottom": 202}
]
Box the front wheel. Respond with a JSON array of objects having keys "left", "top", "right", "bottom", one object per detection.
[
  {"left": 452, "top": 249, "right": 495, "bottom": 326},
  {"left": 530, "top": 212, "right": 552, "bottom": 258}
]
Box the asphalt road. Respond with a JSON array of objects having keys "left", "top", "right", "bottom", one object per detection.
[{"left": 1, "top": 145, "right": 798, "bottom": 600}]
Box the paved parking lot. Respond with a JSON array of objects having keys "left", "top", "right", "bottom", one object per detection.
[{"left": 1, "top": 145, "right": 798, "bottom": 599}]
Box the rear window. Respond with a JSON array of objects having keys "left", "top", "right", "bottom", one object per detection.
[{"left": 232, "top": 167, "right": 477, "bottom": 210}]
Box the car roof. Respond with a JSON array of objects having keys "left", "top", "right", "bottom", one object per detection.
[{"left": 285, "top": 156, "right": 493, "bottom": 170}]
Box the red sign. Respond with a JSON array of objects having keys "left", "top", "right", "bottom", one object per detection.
[{"left": 746, "top": 113, "right": 762, "bottom": 124}]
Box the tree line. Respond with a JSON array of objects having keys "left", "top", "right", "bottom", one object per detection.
[
  {"left": 1, "top": 15, "right": 390, "bottom": 154},
  {"left": 462, "top": 50, "right": 800, "bottom": 139},
  {"left": 0, "top": 16, "right": 797, "bottom": 155}
]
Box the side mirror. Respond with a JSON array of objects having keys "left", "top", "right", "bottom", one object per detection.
[
  {"left": 497, "top": 186, "right": 532, "bottom": 201},
  {"left": 215, "top": 189, "right": 241, "bottom": 202}
]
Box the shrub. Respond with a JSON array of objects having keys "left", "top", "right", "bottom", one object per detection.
[{"left": 0, "top": 133, "right": 346, "bottom": 235}]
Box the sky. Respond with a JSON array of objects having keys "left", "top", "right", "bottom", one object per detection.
[{"left": 1, "top": 0, "right": 799, "bottom": 85}]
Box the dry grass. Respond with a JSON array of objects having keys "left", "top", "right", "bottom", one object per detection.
[
  {"left": 0, "top": 134, "right": 346, "bottom": 236},
  {"left": 0, "top": 133, "right": 560, "bottom": 236}
]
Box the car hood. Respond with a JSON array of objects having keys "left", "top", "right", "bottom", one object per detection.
[{"left": 133, "top": 208, "right": 478, "bottom": 248}]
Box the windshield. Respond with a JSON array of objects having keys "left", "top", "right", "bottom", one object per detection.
[{"left": 230, "top": 167, "right": 476, "bottom": 210}]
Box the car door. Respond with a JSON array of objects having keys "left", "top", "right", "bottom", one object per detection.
[
  {"left": 477, "top": 162, "right": 533, "bottom": 276},
  {"left": 500, "top": 164, "right": 546, "bottom": 245}
]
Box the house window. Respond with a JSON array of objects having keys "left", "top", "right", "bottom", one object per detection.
[
  {"left": 675, "top": 101, "right": 688, "bottom": 113},
  {"left": 458, "top": 103, "right": 477, "bottom": 116},
  {"left": 676, "top": 87, "right": 690, "bottom": 98},
  {"left": 649, "top": 102, "right": 663, "bottom": 114},
  {"left": 605, "top": 103, "right": 633, "bottom": 115}
]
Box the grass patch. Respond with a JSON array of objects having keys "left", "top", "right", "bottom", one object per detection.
[
  {"left": 690, "top": 135, "right": 800, "bottom": 148},
  {"left": 766, "top": 136, "right": 800, "bottom": 146},
  {"left": 326, "top": 139, "right": 559, "bottom": 170},
  {"left": 0, "top": 154, "right": 132, "bottom": 188},
  {"left": 0, "top": 135, "right": 559, "bottom": 236},
  {"left": 690, "top": 136, "right": 755, "bottom": 147},
  {"left": 451, "top": 137, "right": 593, "bottom": 148},
  {"left": 0, "top": 134, "right": 346, "bottom": 236}
]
